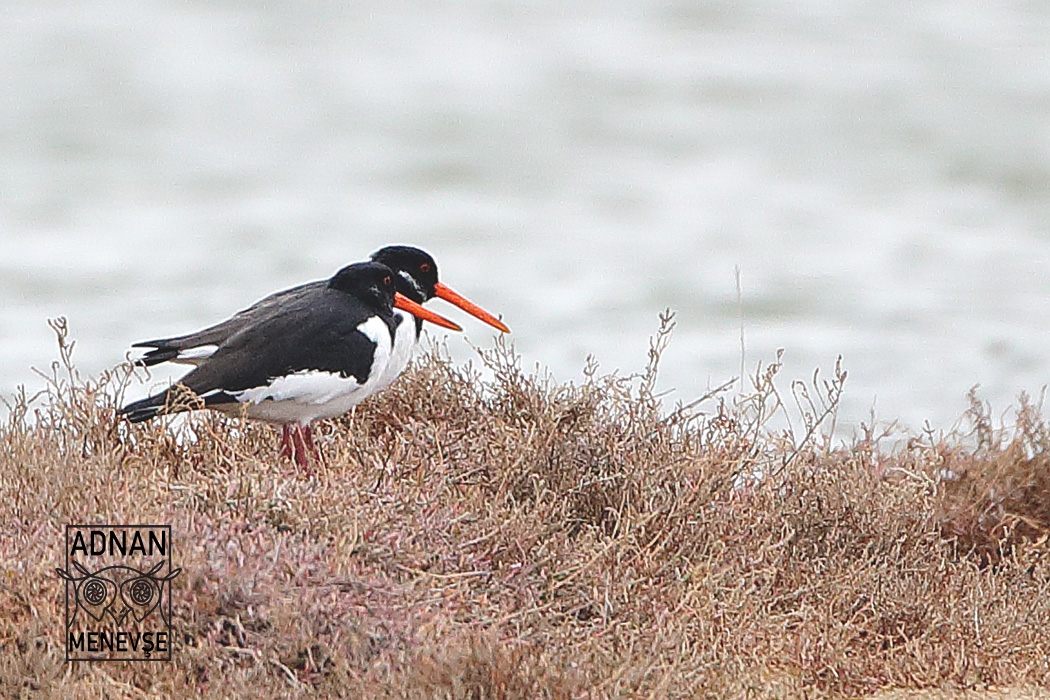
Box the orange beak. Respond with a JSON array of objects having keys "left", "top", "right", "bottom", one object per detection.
[
  {"left": 394, "top": 293, "right": 462, "bottom": 331},
  {"left": 433, "top": 282, "right": 510, "bottom": 333}
]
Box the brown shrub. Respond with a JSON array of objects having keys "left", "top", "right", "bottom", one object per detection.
[{"left": 1, "top": 316, "right": 1049, "bottom": 698}]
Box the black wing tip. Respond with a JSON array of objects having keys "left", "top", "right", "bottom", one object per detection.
[
  {"left": 122, "top": 408, "right": 161, "bottom": 423},
  {"left": 120, "top": 407, "right": 162, "bottom": 423},
  {"left": 120, "top": 385, "right": 228, "bottom": 423},
  {"left": 138, "top": 350, "right": 180, "bottom": 367},
  {"left": 119, "top": 394, "right": 167, "bottom": 423},
  {"left": 128, "top": 342, "right": 180, "bottom": 367}
]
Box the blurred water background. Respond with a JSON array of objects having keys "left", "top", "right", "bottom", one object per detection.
[{"left": 3, "top": 0, "right": 1050, "bottom": 435}]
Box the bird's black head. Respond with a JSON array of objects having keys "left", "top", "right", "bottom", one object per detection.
[
  {"left": 328, "top": 261, "right": 398, "bottom": 312},
  {"left": 370, "top": 246, "right": 439, "bottom": 304}
]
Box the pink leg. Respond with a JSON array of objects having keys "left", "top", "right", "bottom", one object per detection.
[
  {"left": 301, "top": 425, "right": 323, "bottom": 464},
  {"left": 278, "top": 425, "right": 294, "bottom": 459},
  {"left": 288, "top": 427, "right": 308, "bottom": 468}
]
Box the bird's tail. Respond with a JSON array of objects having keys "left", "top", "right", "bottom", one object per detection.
[
  {"left": 119, "top": 391, "right": 172, "bottom": 423},
  {"left": 120, "top": 384, "right": 209, "bottom": 423},
  {"left": 119, "top": 379, "right": 221, "bottom": 423}
]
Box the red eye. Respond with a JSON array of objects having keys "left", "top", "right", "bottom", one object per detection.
[
  {"left": 383, "top": 276, "right": 391, "bottom": 285},
  {"left": 420, "top": 263, "right": 430, "bottom": 272}
]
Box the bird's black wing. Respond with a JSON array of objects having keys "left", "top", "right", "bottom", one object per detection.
[
  {"left": 175, "top": 289, "right": 383, "bottom": 398},
  {"left": 131, "top": 280, "right": 325, "bottom": 366}
]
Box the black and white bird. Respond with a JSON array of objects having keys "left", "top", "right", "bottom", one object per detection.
[
  {"left": 120, "top": 261, "right": 467, "bottom": 467},
  {"left": 132, "top": 246, "right": 510, "bottom": 394}
]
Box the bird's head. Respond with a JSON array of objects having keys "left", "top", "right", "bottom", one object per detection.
[
  {"left": 370, "top": 245, "right": 509, "bottom": 333},
  {"left": 328, "top": 262, "right": 461, "bottom": 331},
  {"left": 370, "top": 246, "right": 439, "bottom": 303}
]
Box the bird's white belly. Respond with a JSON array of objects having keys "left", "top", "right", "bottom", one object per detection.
[{"left": 219, "top": 316, "right": 395, "bottom": 425}]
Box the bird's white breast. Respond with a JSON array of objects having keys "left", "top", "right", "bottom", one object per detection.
[{"left": 373, "top": 309, "right": 417, "bottom": 392}]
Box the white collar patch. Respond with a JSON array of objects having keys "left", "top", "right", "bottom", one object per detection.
[{"left": 398, "top": 270, "right": 425, "bottom": 299}]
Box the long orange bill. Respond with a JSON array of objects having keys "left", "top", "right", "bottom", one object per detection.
[
  {"left": 433, "top": 282, "right": 510, "bottom": 333},
  {"left": 394, "top": 292, "right": 462, "bottom": 331}
]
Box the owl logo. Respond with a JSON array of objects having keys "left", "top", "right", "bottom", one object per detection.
[{"left": 56, "top": 560, "right": 181, "bottom": 630}]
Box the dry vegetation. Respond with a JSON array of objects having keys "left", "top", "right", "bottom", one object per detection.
[{"left": 2, "top": 316, "right": 1050, "bottom": 698}]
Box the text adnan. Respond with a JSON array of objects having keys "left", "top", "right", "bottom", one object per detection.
[{"left": 69, "top": 529, "right": 167, "bottom": 558}]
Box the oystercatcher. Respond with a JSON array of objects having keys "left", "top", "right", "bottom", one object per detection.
[
  {"left": 133, "top": 246, "right": 510, "bottom": 375},
  {"left": 120, "top": 262, "right": 463, "bottom": 467}
]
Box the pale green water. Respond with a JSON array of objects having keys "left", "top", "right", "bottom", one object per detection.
[{"left": 3, "top": 0, "right": 1050, "bottom": 432}]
